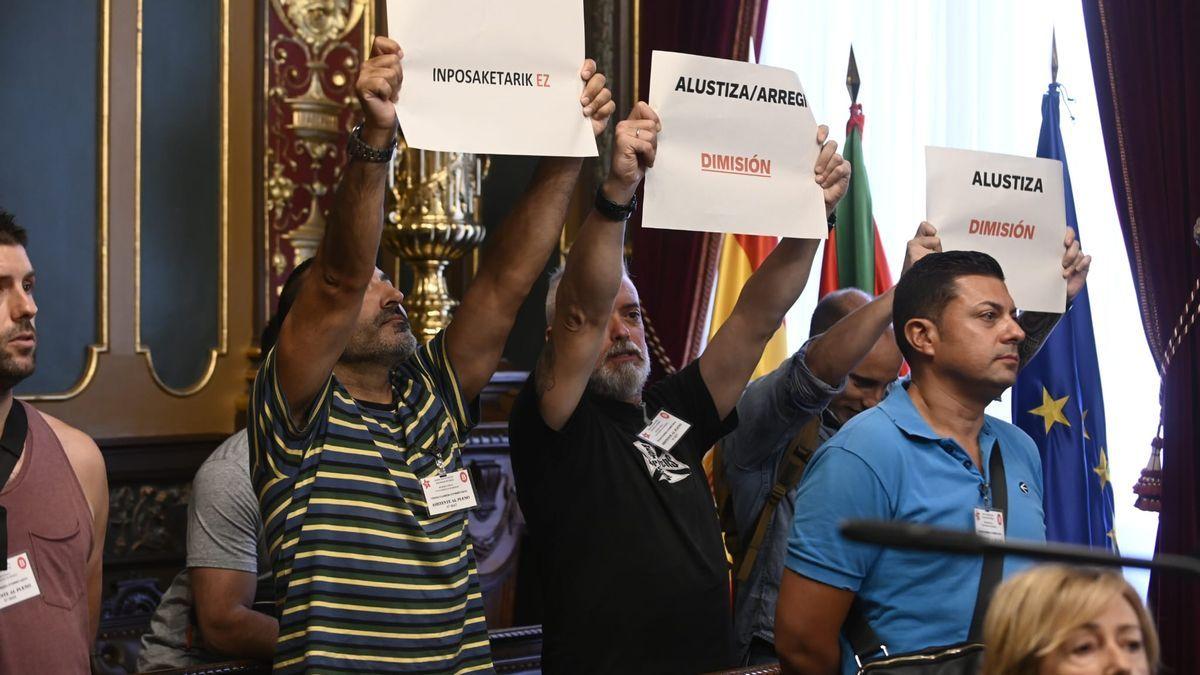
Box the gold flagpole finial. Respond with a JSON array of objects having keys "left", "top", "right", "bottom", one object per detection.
[
  {"left": 1051, "top": 28, "right": 1059, "bottom": 84},
  {"left": 847, "top": 45, "right": 860, "bottom": 104}
]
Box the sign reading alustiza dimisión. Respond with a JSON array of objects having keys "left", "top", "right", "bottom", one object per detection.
[{"left": 926, "top": 146, "right": 1067, "bottom": 313}]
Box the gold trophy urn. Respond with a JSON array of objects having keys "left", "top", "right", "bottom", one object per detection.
[{"left": 384, "top": 138, "right": 489, "bottom": 341}]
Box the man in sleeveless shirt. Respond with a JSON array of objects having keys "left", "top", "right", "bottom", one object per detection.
[
  {"left": 0, "top": 210, "right": 110, "bottom": 674},
  {"left": 247, "top": 37, "right": 616, "bottom": 673}
]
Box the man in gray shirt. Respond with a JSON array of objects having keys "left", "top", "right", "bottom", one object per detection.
[
  {"left": 722, "top": 223, "right": 1091, "bottom": 664},
  {"left": 137, "top": 429, "right": 277, "bottom": 670}
]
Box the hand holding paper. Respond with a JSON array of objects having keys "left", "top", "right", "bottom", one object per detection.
[
  {"left": 814, "top": 124, "right": 852, "bottom": 218},
  {"left": 357, "top": 37, "right": 404, "bottom": 146},
  {"left": 1061, "top": 227, "right": 1092, "bottom": 302},
  {"left": 903, "top": 222, "right": 943, "bottom": 276},
  {"left": 579, "top": 60, "right": 616, "bottom": 137}
]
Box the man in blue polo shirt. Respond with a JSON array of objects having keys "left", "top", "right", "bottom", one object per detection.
[
  {"left": 775, "top": 251, "right": 1047, "bottom": 675},
  {"left": 723, "top": 227, "right": 1090, "bottom": 665}
]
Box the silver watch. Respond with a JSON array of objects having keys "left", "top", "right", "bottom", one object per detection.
[{"left": 346, "top": 124, "right": 397, "bottom": 163}]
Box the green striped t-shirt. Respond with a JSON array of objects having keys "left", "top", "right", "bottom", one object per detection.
[{"left": 249, "top": 332, "right": 493, "bottom": 674}]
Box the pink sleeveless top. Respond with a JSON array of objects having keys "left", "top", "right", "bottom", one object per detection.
[{"left": 0, "top": 402, "right": 93, "bottom": 674}]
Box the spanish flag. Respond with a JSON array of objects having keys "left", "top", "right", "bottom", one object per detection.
[
  {"left": 819, "top": 103, "right": 894, "bottom": 297},
  {"left": 708, "top": 234, "right": 789, "bottom": 381}
]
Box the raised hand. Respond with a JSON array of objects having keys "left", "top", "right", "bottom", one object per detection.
[
  {"left": 356, "top": 37, "right": 404, "bottom": 146},
  {"left": 579, "top": 59, "right": 616, "bottom": 137},
  {"left": 603, "top": 101, "right": 661, "bottom": 205},
  {"left": 1062, "top": 227, "right": 1092, "bottom": 301},
  {"left": 903, "top": 221, "right": 942, "bottom": 275},
  {"left": 814, "top": 125, "right": 851, "bottom": 217}
]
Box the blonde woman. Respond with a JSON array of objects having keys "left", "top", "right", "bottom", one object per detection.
[{"left": 983, "top": 565, "right": 1159, "bottom": 675}]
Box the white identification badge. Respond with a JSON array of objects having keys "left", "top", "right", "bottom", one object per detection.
[
  {"left": 421, "top": 469, "right": 479, "bottom": 516},
  {"left": 0, "top": 552, "right": 41, "bottom": 611},
  {"left": 637, "top": 410, "right": 692, "bottom": 452},
  {"left": 973, "top": 508, "right": 1006, "bottom": 543}
]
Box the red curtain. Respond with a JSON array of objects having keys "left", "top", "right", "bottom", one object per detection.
[
  {"left": 1083, "top": 2, "right": 1200, "bottom": 672},
  {"left": 629, "top": 0, "right": 769, "bottom": 378}
]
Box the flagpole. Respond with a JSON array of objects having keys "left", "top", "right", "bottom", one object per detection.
[
  {"left": 1051, "top": 28, "right": 1059, "bottom": 84},
  {"left": 846, "top": 45, "right": 860, "bottom": 104}
]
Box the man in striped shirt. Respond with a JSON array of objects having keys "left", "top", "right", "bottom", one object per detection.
[{"left": 249, "top": 37, "right": 615, "bottom": 673}]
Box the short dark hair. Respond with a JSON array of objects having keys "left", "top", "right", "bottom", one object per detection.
[
  {"left": 892, "top": 251, "right": 1005, "bottom": 362},
  {"left": 260, "top": 257, "right": 315, "bottom": 354},
  {"left": 0, "top": 211, "right": 29, "bottom": 247},
  {"left": 810, "top": 287, "right": 872, "bottom": 336}
]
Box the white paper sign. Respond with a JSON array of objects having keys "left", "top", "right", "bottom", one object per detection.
[
  {"left": 387, "top": 0, "right": 597, "bottom": 156},
  {"left": 643, "top": 51, "right": 827, "bottom": 239},
  {"left": 926, "top": 146, "right": 1067, "bottom": 313}
]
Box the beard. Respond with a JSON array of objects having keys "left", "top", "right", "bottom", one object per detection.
[
  {"left": 587, "top": 337, "right": 650, "bottom": 401},
  {"left": 0, "top": 320, "right": 36, "bottom": 389},
  {"left": 341, "top": 306, "right": 419, "bottom": 367}
]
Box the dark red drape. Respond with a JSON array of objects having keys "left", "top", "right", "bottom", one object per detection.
[
  {"left": 629, "top": 0, "right": 769, "bottom": 378},
  {"left": 1083, "top": 2, "right": 1200, "bottom": 672}
]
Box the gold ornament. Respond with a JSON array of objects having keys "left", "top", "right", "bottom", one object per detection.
[
  {"left": 384, "top": 139, "right": 490, "bottom": 341},
  {"left": 272, "top": 0, "right": 366, "bottom": 55}
]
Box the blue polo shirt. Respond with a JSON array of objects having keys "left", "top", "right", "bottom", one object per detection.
[{"left": 784, "top": 382, "right": 1045, "bottom": 674}]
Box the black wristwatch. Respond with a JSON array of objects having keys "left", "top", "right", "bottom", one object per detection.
[
  {"left": 827, "top": 210, "right": 838, "bottom": 231},
  {"left": 346, "top": 124, "right": 397, "bottom": 163},
  {"left": 595, "top": 185, "right": 638, "bottom": 222}
]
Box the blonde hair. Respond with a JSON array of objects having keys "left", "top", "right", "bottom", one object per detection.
[{"left": 982, "top": 565, "right": 1159, "bottom": 675}]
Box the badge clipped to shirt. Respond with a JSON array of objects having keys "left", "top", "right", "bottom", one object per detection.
[
  {"left": 637, "top": 409, "right": 691, "bottom": 452},
  {"left": 0, "top": 552, "right": 41, "bottom": 611},
  {"left": 973, "top": 507, "right": 1006, "bottom": 543},
  {"left": 421, "top": 469, "right": 479, "bottom": 516}
]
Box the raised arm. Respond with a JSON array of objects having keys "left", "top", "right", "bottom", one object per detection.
[
  {"left": 537, "top": 103, "right": 660, "bottom": 430},
  {"left": 445, "top": 61, "right": 616, "bottom": 402},
  {"left": 804, "top": 222, "right": 941, "bottom": 383},
  {"left": 699, "top": 126, "right": 850, "bottom": 418},
  {"left": 274, "top": 37, "right": 402, "bottom": 424}
]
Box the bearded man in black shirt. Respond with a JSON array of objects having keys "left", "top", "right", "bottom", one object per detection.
[{"left": 508, "top": 101, "right": 850, "bottom": 674}]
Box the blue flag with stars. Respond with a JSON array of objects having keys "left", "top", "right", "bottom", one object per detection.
[{"left": 1012, "top": 83, "right": 1116, "bottom": 549}]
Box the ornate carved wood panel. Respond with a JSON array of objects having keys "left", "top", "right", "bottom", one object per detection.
[{"left": 260, "top": 0, "right": 373, "bottom": 320}]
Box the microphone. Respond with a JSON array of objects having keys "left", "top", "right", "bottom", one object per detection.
[{"left": 839, "top": 519, "right": 1200, "bottom": 579}]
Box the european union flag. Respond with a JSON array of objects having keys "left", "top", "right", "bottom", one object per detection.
[{"left": 1012, "top": 82, "right": 1116, "bottom": 549}]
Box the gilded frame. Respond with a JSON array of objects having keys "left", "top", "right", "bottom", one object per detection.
[
  {"left": 22, "top": 0, "right": 111, "bottom": 402},
  {"left": 132, "top": 0, "right": 230, "bottom": 397}
]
